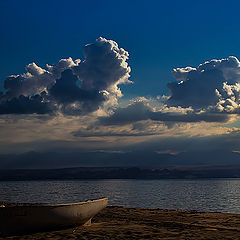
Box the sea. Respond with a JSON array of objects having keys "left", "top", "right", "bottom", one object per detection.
[{"left": 1, "top": 179, "right": 240, "bottom": 214}]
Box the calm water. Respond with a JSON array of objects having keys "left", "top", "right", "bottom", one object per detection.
[{"left": 0, "top": 179, "right": 240, "bottom": 214}]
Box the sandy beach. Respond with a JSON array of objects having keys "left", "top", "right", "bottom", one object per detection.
[{"left": 1, "top": 206, "right": 240, "bottom": 239}]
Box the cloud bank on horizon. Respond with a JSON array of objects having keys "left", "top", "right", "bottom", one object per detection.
[{"left": 1, "top": 37, "right": 240, "bottom": 146}]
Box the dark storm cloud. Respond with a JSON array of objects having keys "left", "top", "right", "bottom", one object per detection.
[
  {"left": 149, "top": 111, "right": 229, "bottom": 123},
  {"left": 0, "top": 37, "right": 131, "bottom": 115},
  {"left": 99, "top": 102, "right": 151, "bottom": 125},
  {"left": 99, "top": 101, "right": 230, "bottom": 126},
  {"left": 0, "top": 94, "right": 54, "bottom": 114},
  {"left": 168, "top": 56, "right": 240, "bottom": 110},
  {"left": 167, "top": 68, "right": 223, "bottom": 108},
  {"left": 2, "top": 60, "right": 74, "bottom": 99},
  {"left": 49, "top": 69, "right": 106, "bottom": 115}
]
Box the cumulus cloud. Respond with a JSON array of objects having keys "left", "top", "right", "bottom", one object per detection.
[
  {"left": 99, "top": 101, "right": 151, "bottom": 125},
  {"left": 73, "top": 37, "right": 131, "bottom": 90},
  {"left": 0, "top": 37, "right": 131, "bottom": 115},
  {"left": 0, "top": 94, "right": 54, "bottom": 114},
  {"left": 215, "top": 82, "right": 240, "bottom": 113},
  {"left": 49, "top": 69, "right": 107, "bottom": 115},
  {"left": 168, "top": 56, "right": 240, "bottom": 110},
  {"left": 3, "top": 58, "right": 79, "bottom": 100}
]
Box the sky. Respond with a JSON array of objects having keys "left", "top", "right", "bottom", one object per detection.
[{"left": 1, "top": 0, "right": 240, "bottom": 168}]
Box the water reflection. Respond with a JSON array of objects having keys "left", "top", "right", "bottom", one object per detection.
[{"left": 0, "top": 179, "right": 240, "bottom": 213}]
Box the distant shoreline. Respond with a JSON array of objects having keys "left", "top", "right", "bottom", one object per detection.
[
  {"left": 1, "top": 165, "right": 240, "bottom": 181},
  {"left": 1, "top": 177, "right": 240, "bottom": 182}
]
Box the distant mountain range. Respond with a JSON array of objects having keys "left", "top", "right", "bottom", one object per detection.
[
  {"left": 1, "top": 165, "right": 240, "bottom": 181},
  {"left": 0, "top": 149, "right": 240, "bottom": 169}
]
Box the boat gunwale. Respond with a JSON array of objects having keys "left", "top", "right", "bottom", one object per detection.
[{"left": 0, "top": 197, "right": 108, "bottom": 208}]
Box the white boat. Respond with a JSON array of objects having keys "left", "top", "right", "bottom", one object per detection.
[{"left": 0, "top": 198, "right": 108, "bottom": 235}]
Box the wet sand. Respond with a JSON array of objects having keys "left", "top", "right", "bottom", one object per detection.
[{"left": 1, "top": 206, "right": 240, "bottom": 239}]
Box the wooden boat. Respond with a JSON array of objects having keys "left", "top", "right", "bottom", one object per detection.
[{"left": 0, "top": 197, "right": 108, "bottom": 235}]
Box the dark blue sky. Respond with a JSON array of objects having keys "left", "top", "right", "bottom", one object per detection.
[{"left": 1, "top": 0, "right": 240, "bottom": 97}]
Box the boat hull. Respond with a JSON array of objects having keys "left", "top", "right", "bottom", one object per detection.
[{"left": 0, "top": 198, "right": 108, "bottom": 235}]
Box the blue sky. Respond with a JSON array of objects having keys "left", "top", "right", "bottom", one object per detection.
[{"left": 1, "top": 0, "right": 240, "bottom": 168}]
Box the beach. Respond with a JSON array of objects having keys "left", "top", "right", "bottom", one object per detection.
[{"left": 1, "top": 206, "right": 240, "bottom": 239}]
